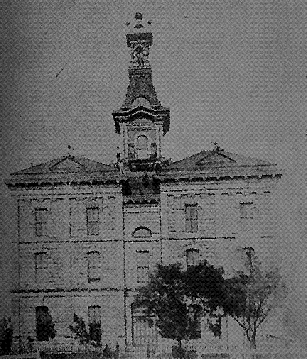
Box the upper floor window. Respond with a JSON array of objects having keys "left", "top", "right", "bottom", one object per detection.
[
  {"left": 185, "top": 204, "right": 198, "bottom": 232},
  {"left": 35, "top": 208, "right": 48, "bottom": 236},
  {"left": 88, "top": 305, "right": 101, "bottom": 344},
  {"left": 240, "top": 202, "right": 254, "bottom": 219},
  {"left": 133, "top": 227, "right": 152, "bottom": 238},
  {"left": 137, "top": 250, "right": 150, "bottom": 283},
  {"left": 240, "top": 246, "right": 255, "bottom": 273},
  {"left": 186, "top": 248, "right": 200, "bottom": 268},
  {"left": 35, "top": 252, "right": 48, "bottom": 283},
  {"left": 87, "top": 251, "right": 100, "bottom": 282},
  {"left": 86, "top": 207, "right": 99, "bottom": 235},
  {"left": 136, "top": 135, "right": 149, "bottom": 159}
]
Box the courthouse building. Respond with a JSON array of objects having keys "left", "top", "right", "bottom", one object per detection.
[{"left": 6, "top": 13, "right": 282, "bottom": 352}]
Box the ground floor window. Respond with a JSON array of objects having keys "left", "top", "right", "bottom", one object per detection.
[
  {"left": 207, "top": 315, "right": 222, "bottom": 338},
  {"left": 88, "top": 305, "right": 101, "bottom": 344},
  {"left": 36, "top": 306, "right": 56, "bottom": 341},
  {"left": 131, "top": 305, "right": 157, "bottom": 346}
]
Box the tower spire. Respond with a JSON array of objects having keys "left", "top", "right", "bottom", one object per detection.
[{"left": 112, "top": 13, "right": 170, "bottom": 166}]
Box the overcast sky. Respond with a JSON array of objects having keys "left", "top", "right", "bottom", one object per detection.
[{"left": 1, "top": 0, "right": 307, "bottom": 345}]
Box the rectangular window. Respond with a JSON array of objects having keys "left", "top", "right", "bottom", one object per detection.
[
  {"left": 189, "top": 315, "right": 202, "bottom": 339},
  {"left": 88, "top": 305, "right": 101, "bottom": 344},
  {"left": 132, "top": 305, "right": 157, "bottom": 346},
  {"left": 137, "top": 250, "right": 150, "bottom": 284},
  {"left": 87, "top": 251, "right": 100, "bottom": 282},
  {"left": 240, "top": 202, "right": 254, "bottom": 219},
  {"left": 35, "top": 208, "right": 48, "bottom": 236},
  {"left": 185, "top": 204, "right": 198, "bottom": 232},
  {"left": 207, "top": 315, "right": 222, "bottom": 338},
  {"left": 36, "top": 306, "right": 55, "bottom": 341},
  {"left": 86, "top": 207, "right": 99, "bottom": 235},
  {"left": 35, "top": 252, "right": 48, "bottom": 283},
  {"left": 186, "top": 248, "right": 200, "bottom": 268}
]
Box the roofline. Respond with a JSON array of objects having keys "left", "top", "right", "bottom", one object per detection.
[{"left": 157, "top": 172, "right": 282, "bottom": 184}]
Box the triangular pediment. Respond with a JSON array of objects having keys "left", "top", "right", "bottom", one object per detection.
[
  {"left": 196, "top": 152, "right": 236, "bottom": 167},
  {"left": 167, "top": 148, "right": 274, "bottom": 172},
  {"left": 49, "top": 158, "right": 85, "bottom": 173}
]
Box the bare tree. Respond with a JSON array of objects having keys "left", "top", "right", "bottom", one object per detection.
[{"left": 223, "top": 249, "right": 287, "bottom": 350}]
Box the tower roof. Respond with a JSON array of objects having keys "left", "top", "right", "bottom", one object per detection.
[{"left": 113, "top": 13, "right": 170, "bottom": 135}]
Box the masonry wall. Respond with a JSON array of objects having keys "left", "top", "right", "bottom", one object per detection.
[
  {"left": 160, "top": 177, "right": 278, "bottom": 269},
  {"left": 13, "top": 184, "right": 125, "bottom": 347},
  {"left": 11, "top": 175, "right": 281, "bottom": 350},
  {"left": 158, "top": 177, "right": 280, "bottom": 351},
  {"left": 12, "top": 291, "right": 125, "bottom": 347}
]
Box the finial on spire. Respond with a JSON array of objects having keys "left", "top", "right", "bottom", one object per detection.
[
  {"left": 212, "top": 141, "right": 223, "bottom": 152},
  {"left": 67, "top": 144, "right": 74, "bottom": 156},
  {"left": 126, "top": 12, "right": 152, "bottom": 32},
  {"left": 126, "top": 13, "right": 153, "bottom": 69},
  {"left": 135, "top": 12, "right": 142, "bottom": 20}
]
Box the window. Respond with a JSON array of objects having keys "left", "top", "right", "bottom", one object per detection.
[
  {"left": 88, "top": 305, "right": 101, "bottom": 344},
  {"left": 136, "top": 135, "right": 149, "bottom": 159},
  {"left": 188, "top": 309, "right": 202, "bottom": 339},
  {"left": 86, "top": 207, "right": 99, "bottom": 235},
  {"left": 35, "top": 208, "right": 48, "bottom": 236},
  {"left": 137, "top": 250, "right": 150, "bottom": 283},
  {"left": 132, "top": 305, "right": 157, "bottom": 346},
  {"left": 133, "top": 227, "right": 152, "bottom": 238},
  {"left": 35, "top": 252, "right": 48, "bottom": 283},
  {"left": 241, "top": 246, "right": 255, "bottom": 273},
  {"left": 186, "top": 248, "right": 200, "bottom": 268},
  {"left": 132, "top": 97, "right": 150, "bottom": 108},
  {"left": 207, "top": 315, "right": 222, "bottom": 338},
  {"left": 36, "top": 306, "right": 56, "bottom": 341},
  {"left": 185, "top": 204, "right": 198, "bottom": 232},
  {"left": 240, "top": 202, "right": 254, "bottom": 219},
  {"left": 87, "top": 251, "right": 100, "bottom": 282}
]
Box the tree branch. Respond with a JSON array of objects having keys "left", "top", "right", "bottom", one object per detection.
[{"left": 232, "top": 316, "right": 247, "bottom": 331}]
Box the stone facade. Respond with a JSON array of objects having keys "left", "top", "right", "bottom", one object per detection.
[{"left": 6, "top": 12, "right": 282, "bottom": 353}]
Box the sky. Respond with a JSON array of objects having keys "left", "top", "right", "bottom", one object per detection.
[{"left": 1, "top": 0, "right": 307, "bottom": 346}]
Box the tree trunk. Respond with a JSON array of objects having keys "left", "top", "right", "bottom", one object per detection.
[
  {"left": 249, "top": 333, "right": 256, "bottom": 350},
  {"left": 249, "top": 333, "right": 257, "bottom": 359},
  {"left": 176, "top": 339, "right": 185, "bottom": 359}
]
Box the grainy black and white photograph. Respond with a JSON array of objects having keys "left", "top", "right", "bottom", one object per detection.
[{"left": 0, "top": 1, "right": 307, "bottom": 358}]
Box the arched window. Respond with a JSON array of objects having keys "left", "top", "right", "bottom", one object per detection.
[
  {"left": 87, "top": 251, "right": 100, "bottom": 282},
  {"left": 136, "top": 135, "right": 149, "bottom": 159},
  {"left": 132, "top": 227, "right": 152, "bottom": 238},
  {"left": 132, "top": 97, "right": 150, "bottom": 108}
]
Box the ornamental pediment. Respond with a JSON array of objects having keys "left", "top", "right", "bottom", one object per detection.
[{"left": 49, "top": 158, "right": 85, "bottom": 173}]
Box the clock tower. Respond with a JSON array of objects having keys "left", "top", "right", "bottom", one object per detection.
[{"left": 113, "top": 13, "right": 170, "bottom": 171}]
